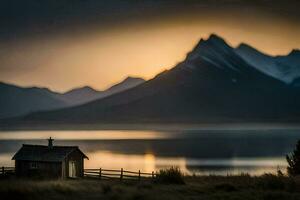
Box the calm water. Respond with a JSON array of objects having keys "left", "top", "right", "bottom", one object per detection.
[{"left": 1, "top": 129, "right": 300, "bottom": 175}]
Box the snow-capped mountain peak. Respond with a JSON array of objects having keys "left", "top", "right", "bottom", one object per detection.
[{"left": 235, "top": 43, "right": 300, "bottom": 84}]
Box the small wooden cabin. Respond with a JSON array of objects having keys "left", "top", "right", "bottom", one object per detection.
[{"left": 12, "top": 137, "right": 88, "bottom": 178}]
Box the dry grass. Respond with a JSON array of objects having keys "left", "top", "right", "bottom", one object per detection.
[
  {"left": 155, "top": 166, "right": 185, "bottom": 184},
  {"left": 1, "top": 174, "right": 300, "bottom": 200}
]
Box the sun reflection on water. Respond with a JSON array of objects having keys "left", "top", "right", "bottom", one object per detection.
[
  {"left": 83, "top": 150, "right": 286, "bottom": 175},
  {"left": 144, "top": 153, "right": 155, "bottom": 172},
  {"left": 85, "top": 150, "right": 189, "bottom": 173}
]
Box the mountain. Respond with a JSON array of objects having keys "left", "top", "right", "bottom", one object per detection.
[
  {"left": 14, "top": 34, "right": 300, "bottom": 125},
  {"left": 59, "top": 77, "right": 145, "bottom": 106},
  {"left": 235, "top": 44, "right": 300, "bottom": 84},
  {"left": 103, "top": 77, "right": 145, "bottom": 96},
  {"left": 0, "top": 82, "right": 67, "bottom": 119},
  {"left": 0, "top": 77, "right": 145, "bottom": 119},
  {"left": 60, "top": 86, "right": 101, "bottom": 106}
]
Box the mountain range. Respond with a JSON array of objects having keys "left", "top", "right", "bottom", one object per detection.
[
  {"left": 58, "top": 77, "right": 145, "bottom": 106},
  {"left": 1, "top": 34, "right": 300, "bottom": 127},
  {"left": 0, "top": 77, "right": 144, "bottom": 119}
]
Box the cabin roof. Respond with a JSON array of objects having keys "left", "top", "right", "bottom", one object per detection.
[{"left": 12, "top": 144, "right": 88, "bottom": 162}]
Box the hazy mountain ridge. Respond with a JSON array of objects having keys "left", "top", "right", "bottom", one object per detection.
[
  {"left": 0, "top": 77, "right": 145, "bottom": 119},
  {"left": 58, "top": 77, "right": 145, "bottom": 106},
  {"left": 0, "top": 82, "right": 67, "bottom": 119},
  {"left": 13, "top": 34, "right": 300, "bottom": 125}
]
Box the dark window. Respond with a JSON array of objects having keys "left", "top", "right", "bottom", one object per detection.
[{"left": 30, "top": 162, "right": 38, "bottom": 169}]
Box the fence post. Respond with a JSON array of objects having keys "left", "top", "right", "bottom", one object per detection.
[
  {"left": 152, "top": 171, "right": 154, "bottom": 179},
  {"left": 120, "top": 168, "right": 123, "bottom": 181},
  {"left": 138, "top": 170, "right": 141, "bottom": 181},
  {"left": 99, "top": 168, "right": 102, "bottom": 180}
]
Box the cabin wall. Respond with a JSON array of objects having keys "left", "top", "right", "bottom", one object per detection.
[
  {"left": 15, "top": 160, "right": 62, "bottom": 178},
  {"left": 65, "top": 150, "right": 84, "bottom": 178},
  {"left": 62, "top": 160, "right": 66, "bottom": 178}
]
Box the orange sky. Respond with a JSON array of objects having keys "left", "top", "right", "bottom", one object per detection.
[{"left": 0, "top": 10, "right": 299, "bottom": 92}]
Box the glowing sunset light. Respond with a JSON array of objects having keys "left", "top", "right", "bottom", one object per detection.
[{"left": 1, "top": 2, "right": 299, "bottom": 92}]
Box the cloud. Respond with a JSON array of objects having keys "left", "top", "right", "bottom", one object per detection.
[{"left": 0, "top": 0, "right": 299, "bottom": 41}]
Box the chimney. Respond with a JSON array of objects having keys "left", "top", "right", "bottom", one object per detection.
[{"left": 48, "top": 137, "right": 54, "bottom": 148}]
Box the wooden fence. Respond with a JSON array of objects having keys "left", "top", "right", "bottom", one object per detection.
[
  {"left": 1, "top": 166, "right": 156, "bottom": 181},
  {"left": 1, "top": 166, "right": 15, "bottom": 175},
  {"left": 84, "top": 168, "right": 157, "bottom": 181}
]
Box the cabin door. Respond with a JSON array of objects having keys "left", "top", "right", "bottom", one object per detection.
[{"left": 69, "top": 161, "right": 76, "bottom": 178}]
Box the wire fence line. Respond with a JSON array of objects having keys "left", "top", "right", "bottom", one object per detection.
[
  {"left": 84, "top": 168, "right": 157, "bottom": 181},
  {"left": 1, "top": 166, "right": 157, "bottom": 181},
  {"left": 1, "top": 166, "right": 15, "bottom": 175}
]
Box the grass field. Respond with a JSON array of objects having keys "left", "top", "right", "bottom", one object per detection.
[{"left": 1, "top": 174, "right": 300, "bottom": 200}]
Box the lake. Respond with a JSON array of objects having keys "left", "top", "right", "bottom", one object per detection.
[{"left": 0, "top": 129, "right": 300, "bottom": 175}]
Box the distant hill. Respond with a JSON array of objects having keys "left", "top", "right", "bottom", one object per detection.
[
  {"left": 0, "top": 82, "right": 67, "bottom": 119},
  {"left": 0, "top": 77, "right": 145, "bottom": 119},
  {"left": 58, "top": 77, "right": 145, "bottom": 106},
  {"left": 14, "top": 34, "right": 300, "bottom": 125},
  {"left": 59, "top": 86, "right": 101, "bottom": 106}
]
